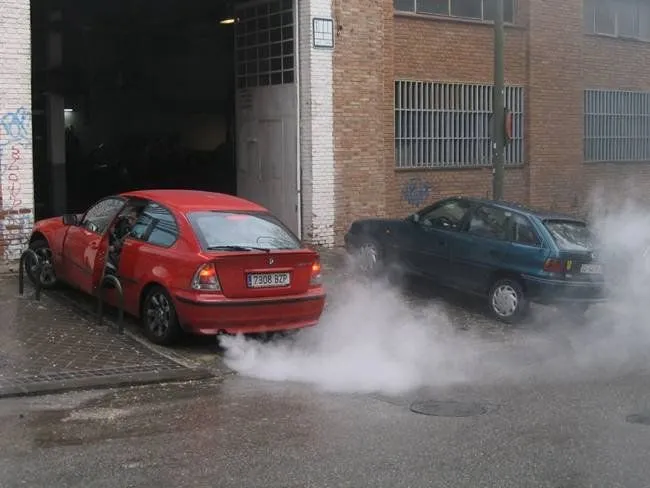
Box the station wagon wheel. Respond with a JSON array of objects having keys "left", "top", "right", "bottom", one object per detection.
[
  {"left": 142, "top": 286, "right": 182, "bottom": 346},
  {"left": 488, "top": 278, "right": 529, "bottom": 324},
  {"left": 27, "top": 239, "right": 58, "bottom": 289}
]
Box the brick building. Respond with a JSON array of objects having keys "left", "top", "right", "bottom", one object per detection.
[
  {"left": 0, "top": 0, "right": 649, "bottom": 264},
  {"left": 332, "top": 0, "right": 650, "bottom": 243}
]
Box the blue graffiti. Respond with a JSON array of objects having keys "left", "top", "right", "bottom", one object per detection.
[
  {"left": 401, "top": 178, "right": 431, "bottom": 207},
  {"left": 0, "top": 107, "right": 31, "bottom": 146}
]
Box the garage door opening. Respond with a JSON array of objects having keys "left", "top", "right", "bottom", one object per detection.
[{"left": 31, "top": 0, "right": 300, "bottom": 229}]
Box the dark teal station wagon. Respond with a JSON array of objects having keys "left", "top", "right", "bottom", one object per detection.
[{"left": 344, "top": 197, "right": 606, "bottom": 323}]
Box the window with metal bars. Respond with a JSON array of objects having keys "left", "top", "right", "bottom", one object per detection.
[
  {"left": 584, "top": 89, "right": 650, "bottom": 163},
  {"left": 394, "top": 0, "right": 516, "bottom": 23},
  {"left": 394, "top": 81, "right": 525, "bottom": 169},
  {"left": 235, "top": 0, "right": 295, "bottom": 89}
]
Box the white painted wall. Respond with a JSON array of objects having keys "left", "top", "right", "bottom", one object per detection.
[
  {"left": 299, "top": 0, "right": 335, "bottom": 247},
  {"left": 0, "top": 0, "right": 35, "bottom": 262}
]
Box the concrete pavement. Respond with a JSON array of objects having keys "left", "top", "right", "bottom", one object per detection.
[{"left": 0, "top": 277, "right": 211, "bottom": 398}]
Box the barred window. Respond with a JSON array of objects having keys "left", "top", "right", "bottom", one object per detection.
[
  {"left": 584, "top": 89, "right": 650, "bottom": 162},
  {"left": 394, "top": 81, "right": 524, "bottom": 169},
  {"left": 394, "top": 0, "right": 516, "bottom": 24},
  {"left": 584, "top": 0, "right": 650, "bottom": 40}
]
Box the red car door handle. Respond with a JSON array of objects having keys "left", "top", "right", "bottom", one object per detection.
[{"left": 90, "top": 242, "right": 99, "bottom": 250}]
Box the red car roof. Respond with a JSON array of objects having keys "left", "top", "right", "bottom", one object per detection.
[{"left": 121, "top": 189, "right": 268, "bottom": 213}]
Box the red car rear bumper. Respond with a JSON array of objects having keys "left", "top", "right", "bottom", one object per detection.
[{"left": 172, "top": 287, "right": 326, "bottom": 335}]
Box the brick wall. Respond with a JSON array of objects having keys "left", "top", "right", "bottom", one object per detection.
[
  {"left": 389, "top": 16, "right": 529, "bottom": 218},
  {"left": 299, "top": 0, "right": 336, "bottom": 246},
  {"left": 332, "top": 0, "right": 388, "bottom": 245},
  {"left": 526, "top": 0, "right": 584, "bottom": 212},
  {"left": 582, "top": 35, "right": 650, "bottom": 210},
  {"left": 332, "top": 0, "right": 650, "bottom": 240},
  {"left": 0, "top": 0, "right": 34, "bottom": 263}
]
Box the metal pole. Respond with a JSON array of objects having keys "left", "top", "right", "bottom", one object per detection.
[{"left": 492, "top": 0, "right": 505, "bottom": 200}]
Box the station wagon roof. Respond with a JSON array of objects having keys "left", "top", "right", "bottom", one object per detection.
[
  {"left": 120, "top": 189, "right": 268, "bottom": 213},
  {"left": 462, "top": 197, "right": 587, "bottom": 223}
]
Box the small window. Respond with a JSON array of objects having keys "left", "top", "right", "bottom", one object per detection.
[
  {"left": 419, "top": 199, "right": 472, "bottom": 231},
  {"left": 130, "top": 203, "right": 179, "bottom": 247},
  {"left": 394, "top": 0, "right": 416, "bottom": 11},
  {"left": 81, "top": 197, "right": 125, "bottom": 234},
  {"left": 417, "top": 0, "right": 448, "bottom": 15},
  {"left": 583, "top": 0, "right": 596, "bottom": 32},
  {"left": 594, "top": 0, "right": 616, "bottom": 35},
  {"left": 511, "top": 214, "right": 540, "bottom": 247},
  {"left": 617, "top": 0, "right": 638, "bottom": 37},
  {"left": 451, "top": 0, "right": 482, "bottom": 19},
  {"left": 466, "top": 205, "right": 508, "bottom": 240}
]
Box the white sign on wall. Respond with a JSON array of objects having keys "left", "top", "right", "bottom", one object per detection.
[{"left": 313, "top": 18, "right": 334, "bottom": 48}]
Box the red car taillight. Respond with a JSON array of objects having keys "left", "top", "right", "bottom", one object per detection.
[
  {"left": 310, "top": 259, "right": 322, "bottom": 286},
  {"left": 191, "top": 263, "right": 222, "bottom": 292}
]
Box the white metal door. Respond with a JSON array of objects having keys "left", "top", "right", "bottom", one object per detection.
[{"left": 234, "top": 0, "right": 299, "bottom": 236}]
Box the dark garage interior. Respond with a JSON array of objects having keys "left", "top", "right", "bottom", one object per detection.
[{"left": 31, "top": 0, "right": 238, "bottom": 219}]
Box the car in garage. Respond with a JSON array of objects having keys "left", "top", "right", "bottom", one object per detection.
[
  {"left": 344, "top": 197, "right": 606, "bottom": 323},
  {"left": 25, "top": 189, "right": 326, "bottom": 345}
]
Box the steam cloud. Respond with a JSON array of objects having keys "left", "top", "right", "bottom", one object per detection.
[{"left": 220, "top": 195, "right": 650, "bottom": 396}]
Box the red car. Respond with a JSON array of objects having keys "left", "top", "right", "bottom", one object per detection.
[{"left": 25, "top": 190, "right": 326, "bottom": 345}]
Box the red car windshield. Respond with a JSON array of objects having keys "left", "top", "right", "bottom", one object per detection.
[{"left": 187, "top": 211, "right": 301, "bottom": 251}]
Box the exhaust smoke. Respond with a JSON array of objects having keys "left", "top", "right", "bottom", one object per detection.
[{"left": 221, "top": 197, "right": 650, "bottom": 396}]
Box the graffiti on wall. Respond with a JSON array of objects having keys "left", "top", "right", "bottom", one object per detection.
[
  {"left": 401, "top": 177, "right": 431, "bottom": 207},
  {"left": 0, "top": 107, "right": 31, "bottom": 146},
  {"left": 0, "top": 107, "right": 33, "bottom": 261}
]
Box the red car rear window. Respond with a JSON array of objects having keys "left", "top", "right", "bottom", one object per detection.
[{"left": 187, "top": 211, "right": 301, "bottom": 251}]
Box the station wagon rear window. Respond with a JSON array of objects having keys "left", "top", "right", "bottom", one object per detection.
[
  {"left": 187, "top": 211, "right": 301, "bottom": 251},
  {"left": 543, "top": 219, "right": 594, "bottom": 252}
]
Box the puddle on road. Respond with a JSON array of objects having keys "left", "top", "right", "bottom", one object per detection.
[{"left": 0, "top": 380, "right": 225, "bottom": 449}]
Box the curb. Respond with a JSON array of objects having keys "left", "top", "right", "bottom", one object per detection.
[{"left": 0, "top": 368, "right": 214, "bottom": 400}]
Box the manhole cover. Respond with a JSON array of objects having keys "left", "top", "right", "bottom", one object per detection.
[
  {"left": 626, "top": 413, "right": 650, "bottom": 426},
  {"left": 409, "top": 400, "right": 491, "bottom": 418}
]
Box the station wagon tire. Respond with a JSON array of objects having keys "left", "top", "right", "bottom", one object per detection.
[
  {"left": 142, "top": 286, "right": 182, "bottom": 346},
  {"left": 488, "top": 278, "right": 529, "bottom": 324},
  {"left": 26, "top": 239, "right": 58, "bottom": 289}
]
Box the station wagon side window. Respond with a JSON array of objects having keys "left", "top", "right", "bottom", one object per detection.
[
  {"left": 419, "top": 199, "right": 471, "bottom": 231},
  {"left": 511, "top": 214, "right": 541, "bottom": 247},
  {"left": 81, "top": 197, "right": 125, "bottom": 235},
  {"left": 130, "top": 202, "right": 179, "bottom": 248},
  {"left": 466, "top": 205, "right": 509, "bottom": 241}
]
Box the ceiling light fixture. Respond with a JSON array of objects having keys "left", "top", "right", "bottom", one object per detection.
[{"left": 219, "top": 17, "right": 237, "bottom": 24}]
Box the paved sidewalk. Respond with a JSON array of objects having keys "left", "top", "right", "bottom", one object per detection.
[{"left": 0, "top": 277, "right": 212, "bottom": 399}]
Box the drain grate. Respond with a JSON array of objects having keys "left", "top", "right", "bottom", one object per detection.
[
  {"left": 409, "top": 400, "right": 493, "bottom": 418},
  {"left": 626, "top": 413, "right": 650, "bottom": 426}
]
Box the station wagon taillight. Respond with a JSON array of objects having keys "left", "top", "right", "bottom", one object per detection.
[
  {"left": 310, "top": 260, "right": 322, "bottom": 286},
  {"left": 543, "top": 258, "right": 568, "bottom": 273},
  {"left": 191, "top": 263, "right": 222, "bottom": 292}
]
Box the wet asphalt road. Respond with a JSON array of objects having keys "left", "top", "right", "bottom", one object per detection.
[
  {"left": 1, "top": 369, "right": 650, "bottom": 488},
  {"left": 3, "top": 264, "right": 650, "bottom": 487}
]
